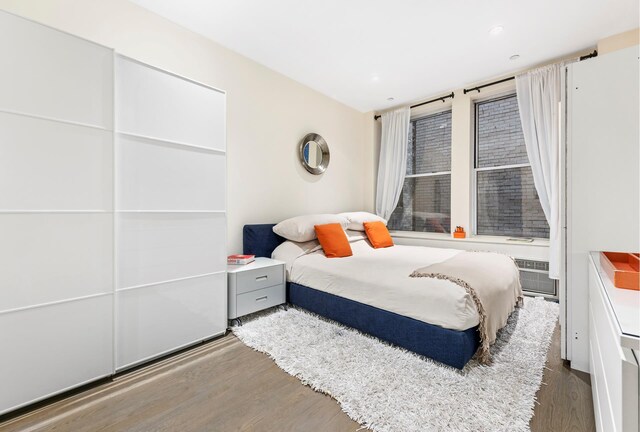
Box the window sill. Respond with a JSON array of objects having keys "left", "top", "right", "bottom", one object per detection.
[{"left": 389, "top": 231, "right": 550, "bottom": 247}]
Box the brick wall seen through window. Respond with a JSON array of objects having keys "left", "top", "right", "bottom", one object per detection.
[
  {"left": 388, "top": 110, "right": 451, "bottom": 233},
  {"left": 474, "top": 94, "right": 550, "bottom": 238}
]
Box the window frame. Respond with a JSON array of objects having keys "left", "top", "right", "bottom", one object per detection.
[
  {"left": 471, "top": 92, "right": 546, "bottom": 239},
  {"left": 389, "top": 106, "right": 453, "bottom": 233},
  {"left": 405, "top": 108, "right": 452, "bottom": 180},
  {"left": 404, "top": 103, "right": 453, "bottom": 181}
]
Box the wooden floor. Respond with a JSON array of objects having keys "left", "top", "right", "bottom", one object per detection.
[
  {"left": 530, "top": 324, "right": 595, "bottom": 432},
  {"left": 1, "top": 324, "right": 595, "bottom": 432}
]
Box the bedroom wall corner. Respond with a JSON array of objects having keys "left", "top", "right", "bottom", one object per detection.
[{"left": 0, "top": 0, "right": 370, "bottom": 254}]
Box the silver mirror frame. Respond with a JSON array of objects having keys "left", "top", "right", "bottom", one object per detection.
[{"left": 299, "top": 133, "right": 330, "bottom": 175}]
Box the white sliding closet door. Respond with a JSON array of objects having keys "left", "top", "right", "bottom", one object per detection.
[
  {"left": 115, "top": 56, "right": 227, "bottom": 370},
  {"left": 0, "top": 11, "right": 114, "bottom": 415}
]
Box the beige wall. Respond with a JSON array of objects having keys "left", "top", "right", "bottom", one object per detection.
[
  {"left": 0, "top": 0, "right": 369, "bottom": 253},
  {"left": 362, "top": 113, "right": 379, "bottom": 212},
  {"left": 598, "top": 28, "right": 639, "bottom": 54}
]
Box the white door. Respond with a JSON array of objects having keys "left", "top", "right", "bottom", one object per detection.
[
  {"left": 564, "top": 45, "right": 640, "bottom": 372},
  {"left": 114, "top": 56, "right": 227, "bottom": 370},
  {"left": 0, "top": 11, "right": 114, "bottom": 414}
]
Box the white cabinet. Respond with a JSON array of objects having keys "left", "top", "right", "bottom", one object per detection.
[
  {"left": 0, "top": 213, "right": 113, "bottom": 312},
  {"left": 116, "top": 134, "right": 225, "bottom": 211},
  {"left": 115, "top": 57, "right": 225, "bottom": 150},
  {"left": 117, "top": 273, "right": 226, "bottom": 369},
  {"left": 114, "top": 55, "right": 227, "bottom": 371},
  {"left": 0, "top": 296, "right": 113, "bottom": 415},
  {"left": 564, "top": 45, "right": 640, "bottom": 372},
  {"left": 588, "top": 253, "right": 639, "bottom": 432},
  {"left": 228, "top": 258, "right": 286, "bottom": 321},
  {"left": 117, "top": 213, "right": 226, "bottom": 288},
  {"left": 0, "top": 10, "right": 114, "bottom": 415},
  {"left": 0, "top": 113, "right": 113, "bottom": 211},
  {"left": 0, "top": 10, "right": 113, "bottom": 128},
  {"left": 0, "top": 11, "right": 227, "bottom": 414}
]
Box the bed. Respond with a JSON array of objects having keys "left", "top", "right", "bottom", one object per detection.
[{"left": 243, "top": 224, "right": 493, "bottom": 369}]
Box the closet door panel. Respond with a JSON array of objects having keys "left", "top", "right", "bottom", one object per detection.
[
  {"left": 117, "top": 213, "right": 226, "bottom": 289},
  {"left": 116, "top": 273, "right": 226, "bottom": 369},
  {"left": 0, "top": 295, "right": 113, "bottom": 415},
  {"left": 0, "top": 11, "right": 113, "bottom": 128},
  {"left": 117, "top": 135, "right": 225, "bottom": 211},
  {"left": 114, "top": 53, "right": 226, "bottom": 372},
  {"left": 0, "top": 214, "right": 113, "bottom": 312},
  {"left": 0, "top": 112, "right": 113, "bottom": 211},
  {"left": 116, "top": 57, "right": 225, "bottom": 151}
]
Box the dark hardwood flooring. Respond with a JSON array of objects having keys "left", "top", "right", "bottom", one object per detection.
[
  {"left": 529, "top": 324, "right": 595, "bottom": 432},
  {"left": 0, "top": 323, "right": 594, "bottom": 432}
]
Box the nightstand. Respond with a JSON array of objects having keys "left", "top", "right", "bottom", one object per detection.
[{"left": 227, "top": 257, "right": 286, "bottom": 326}]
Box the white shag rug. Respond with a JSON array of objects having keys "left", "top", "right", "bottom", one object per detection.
[{"left": 233, "top": 297, "right": 558, "bottom": 432}]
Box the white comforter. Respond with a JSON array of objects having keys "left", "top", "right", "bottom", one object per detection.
[{"left": 272, "top": 234, "right": 480, "bottom": 331}]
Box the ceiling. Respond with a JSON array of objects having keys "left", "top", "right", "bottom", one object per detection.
[{"left": 131, "top": 0, "right": 638, "bottom": 112}]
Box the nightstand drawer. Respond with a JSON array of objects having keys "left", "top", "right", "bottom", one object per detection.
[
  {"left": 236, "top": 265, "right": 283, "bottom": 294},
  {"left": 236, "top": 284, "right": 285, "bottom": 317}
]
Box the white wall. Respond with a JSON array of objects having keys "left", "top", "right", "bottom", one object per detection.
[{"left": 0, "top": 0, "right": 369, "bottom": 253}]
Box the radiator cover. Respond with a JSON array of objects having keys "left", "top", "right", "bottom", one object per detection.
[{"left": 514, "top": 259, "right": 558, "bottom": 298}]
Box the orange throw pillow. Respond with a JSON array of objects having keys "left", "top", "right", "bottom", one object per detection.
[
  {"left": 314, "top": 223, "right": 353, "bottom": 258},
  {"left": 363, "top": 221, "right": 394, "bottom": 248}
]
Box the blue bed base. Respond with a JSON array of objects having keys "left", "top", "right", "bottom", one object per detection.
[{"left": 243, "top": 224, "right": 480, "bottom": 369}]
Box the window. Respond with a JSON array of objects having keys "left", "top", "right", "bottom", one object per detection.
[
  {"left": 388, "top": 110, "right": 451, "bottom": 233},
  {"left": 474, "top": 94, "right": 549, "bottom": 238}
]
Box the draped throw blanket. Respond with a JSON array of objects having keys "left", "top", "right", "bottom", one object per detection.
[{"left": 410, "top": 252, "right": 523, "bottom": 364}]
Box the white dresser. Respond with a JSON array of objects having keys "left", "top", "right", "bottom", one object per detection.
[
  {"left": 228, "top": 258, "right": 286, "bottom": 324},
  {"left": 588, "top": 252, "right": 639, "bottom": 432}
]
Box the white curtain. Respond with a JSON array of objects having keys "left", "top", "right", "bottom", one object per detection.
[
  {"left": 516, "top": 63, "right": 563, "bottom": 279},
  {"left": 375, "top": 107, "right": 411, "bottom": 220}
]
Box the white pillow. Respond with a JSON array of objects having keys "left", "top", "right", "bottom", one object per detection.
[
  {"left": 345, "top": 229, "right": 367, "bottom": 241},
  {"left": 273, "top": 214, "right": 350, "bottom": 242},
  {"left": 339, "top": 211, "right": 387, "bottom": 231}
]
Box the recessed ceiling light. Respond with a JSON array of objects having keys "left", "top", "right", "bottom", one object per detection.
[
  {"left": 509, "top": 54, "right": 520, "bottom": 61},
  {"left": 387, "top": 97, "right": 395, "bottom": 101},
  {"left": 371, "top": 74, "right": 380, "bottom": 83},
  {"left": 489, "top": 25, "right": 504, "bottom": 35}
]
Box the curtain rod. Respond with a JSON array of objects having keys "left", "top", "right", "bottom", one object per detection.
[
  {"left": 373, "top": 92, "right": 454, "bottom": 120},
  {"left": 579, "top": 49, "right": 598, "bottom": 61},
  {"left": 374, "top": 50, "right": 598, "bottom": 120},
  {"left": 463, "top": 76, "right": 514, "bottom": 94},
  {"left": 462, "top": 50, "right": 598, "bottom": 95}
]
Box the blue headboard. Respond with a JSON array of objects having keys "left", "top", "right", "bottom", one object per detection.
[{"left": 243, "top": 224, "right": 286, "bottom": 258}]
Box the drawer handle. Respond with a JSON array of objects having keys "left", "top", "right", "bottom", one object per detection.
[
  {"left": 255, "top": 275, "right": 268, "bottom": 282},
  {"left": 255, "top": 296, "right": 268, "bottom": 302}
]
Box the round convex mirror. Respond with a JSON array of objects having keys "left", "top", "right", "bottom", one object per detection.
[{"left": 299, "top": 133, "right": 330, "bottom": 175}]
